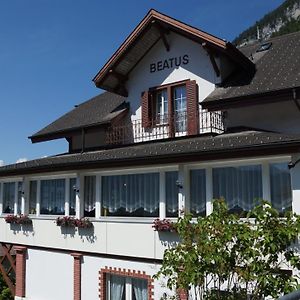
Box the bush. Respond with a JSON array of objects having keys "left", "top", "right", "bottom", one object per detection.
[{"left": 155, "top": 200, "right": 300, "bottom": 299}]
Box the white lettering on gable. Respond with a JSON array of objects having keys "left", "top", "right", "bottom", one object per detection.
[{"left": 150, "top": 54, "right": 189, "bottom": 73}]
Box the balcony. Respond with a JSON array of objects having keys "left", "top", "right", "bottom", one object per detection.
[{"left": 106, "top": 110, "right": 224, "bottom": 145}]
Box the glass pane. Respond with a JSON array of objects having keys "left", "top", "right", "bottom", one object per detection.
[
  {"left": 132, "top": 278, "right": 148, "bottom": 300},
  {"left": 40, "top": 179, "right": 65, "bottom": 215},
  {"left": 109, "top": 275, "right": 125, "bottom": 300},
  {"left": 102, "top": 173, "right": 159, "bottom": 217},
  {"left": 156, "top": 89, "right": 168, "bottom": 123},
  {"left": 166, "top": 171, "right": 178, "bottom": 217},
  {"left": 190, "top": 169, "right": 206, "bottom": 217},
  {"left": 173, "top": 85, "right": 187, "bottom": 132},
  {"left": 3, "top": 182, "right": 15, "bottom": 214},
  {"left": 213, "top": 165, "right": 262, "bottom": 215},
  {"left": 69, "top": 178, "right": 76, "bottom": 216},
  {"left": 270, "top": 162, "right": 292, "bottom": 215},
  {"left": 17, "top": 182, "right": 22, "bottom": 214},
  {"left": 84, "top": 176, "right": 96, "bottom": 217},
  {"left": 29, "top": 181, "right": 37, "bottom": 214}
]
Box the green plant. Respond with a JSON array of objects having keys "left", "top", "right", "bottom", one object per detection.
[
  {"left": 155, "top": 199, "right": 300, "bottom": 299},
  {"left": 0, "top": 273, "right": 13, "bottom": 300}
]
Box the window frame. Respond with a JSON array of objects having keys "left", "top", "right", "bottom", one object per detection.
[
  {"left": 99, "top": 267, "right": 153, "bottom": 300},
  {"left": 148, "top": 79, "right": 189, "bottom": 132}
]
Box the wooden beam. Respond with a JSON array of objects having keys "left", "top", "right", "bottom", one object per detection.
[
  {"left": 108, "top": 69, "right": 128, "bottom": 82},
  {"left": 202, "top": 43, "right": 220, "bottom": 77},
  {"left": 152, "top": 20, "right": 170, "bottom": 52}
]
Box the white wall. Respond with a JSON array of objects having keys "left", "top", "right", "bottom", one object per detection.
[
  {"left": 226, "top": 101, "right": 300, "bottom": 133},
  {"left": 126, "top": 32, "right": 218, "bottom": 121},
  {"left": 26, "top": 248, "right": 73, "bottom": 300},
  {"left": 24, "top": 248, "right": 172, "bottom": 300}
]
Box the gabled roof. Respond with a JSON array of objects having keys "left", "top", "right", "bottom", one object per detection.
[
  {"left": 202, "top": 31, "right": 300, "bottom": 110},
  {"left": 92, "top": 9, "right": 254, "bottom": 96},
  {"left": 30, "top": 92, "right": 126, "bottom": 143},
  {"left": 2, "top": 130, "right": 300, "bottom": 177}
]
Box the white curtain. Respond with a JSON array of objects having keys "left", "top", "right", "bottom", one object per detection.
[
  {"left": 190, "top": 169, "right": 206, "bottom": 216},
  {"left": 166, "top": 171, "right": 178, "bottom": 217},
  {"left": 132, "top": 278, "right": 148, "bottom": 300},
  {"left": 17, "top": 182, "right": 22, "bottom": 214},
  {"left": 84, "top": 176, "right": 96, "bottom": 217},
  {"left": 40, "top": 179, "right": 65, "bottom": 215},
  {"left": 270, "top": 162, "right": 292, "bottom": 215},
  {"left": 110, "top": 275, "right": 125, "bottom": 300},
  {"left": 213, "top": 165, "right": 262, "bottom": 213},
  {"left": 102, "top": 173, "right": 159, "bottom": 217}
]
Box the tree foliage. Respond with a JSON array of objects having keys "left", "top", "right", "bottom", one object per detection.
[
  {"left": 155, "top": 200, "right": 300, "bottom": 299},
  {"left": 0, "top": 273, "right": 13, "bottom": 300}
]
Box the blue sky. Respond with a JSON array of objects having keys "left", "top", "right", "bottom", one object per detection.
[{"left": 0, "top": 0, "right": 284, "bottom": 165}]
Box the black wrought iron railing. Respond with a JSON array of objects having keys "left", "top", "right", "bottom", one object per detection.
[{"left": 106, "top": 110, "right": 224, "bottom": 145}]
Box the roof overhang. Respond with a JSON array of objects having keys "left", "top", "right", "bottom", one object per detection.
[
  {"left": 202, "top": 86, "right": 300, "bottom": 111},
  {"left": 92, "top": 9, "right": 255, "bottom": 96}
]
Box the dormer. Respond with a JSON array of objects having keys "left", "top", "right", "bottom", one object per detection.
[{"left": 30, "top": 9, "right": 254, "bottom": 150}]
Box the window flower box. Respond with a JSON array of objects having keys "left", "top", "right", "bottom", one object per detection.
[
  {"left": 56, "top": 216, "right": 93, "bottom": 229},
  {"left": 5, "top": 214, "right": 32, "bottom": 225},
  {"left": 152, "top": 218, "right": 176, "bottom": 232},
  {"left": 75, "top": 217, "right": 93, "bottom": 229},
  {"left": 56, "top": 216, "right": 76, "bottom": 227}
]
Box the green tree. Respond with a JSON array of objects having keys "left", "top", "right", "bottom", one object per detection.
[
  {"left": 155, "top": 200, "right": 300, "bottom": 299},
  {"left": 0, "top": 273, "right": 13, "bottom": 300}
]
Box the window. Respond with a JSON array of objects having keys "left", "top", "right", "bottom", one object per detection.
[
  {"left": 17, "top": 182, "right": 22, "bottom": 214},
  {"left": 270, "top": 162, "right": 292, "bottom": 215},
  {"left": 3, "top": 182, "right": 15, "bottom": 214},
  {"left": 156, "top": 89, "right": 168, "bottom": 124},
  {"left": 29, "top": 181, "right": 37, "bottom": 214},
  {"left": 142, "top": 80, "right": 198, "bottom": 135},
  {"left": 166, "top": 171, "right": 178, "bottom": 217},
  {"left": 69, "top": 178, "right": 76, "bottom": 216},
  {"left": 106, "top": 274, "right": 148, "bottom": 300},
  {"left": 190, "top": 169, "right": 206, "bottom": 217},
  {"left": 213, "top": 165, "right": 262, "bottom": 214},
  {"left": 102, "top": 173, "right": 159, "bottom": 217},
  {"left": 40, "top": 179, "right": 65, "bottom": 215},
  {"left": 173, "top": 85, "right": 187, "bottom": 132},
  {"left": 84, "top": 176, "right": 96, "bottom": 217}
]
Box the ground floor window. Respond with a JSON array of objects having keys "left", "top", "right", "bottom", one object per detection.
[
  {"left": 106, "top": 274, "right": 148, "bottom": 300},
  {"left": 212, "top": 165, "right": 263, "bottom": 214},
  {"left": 84, "top": 176, "right": 96, "bottom": 217},
  {"left": 270, "top": 162, "right": 292, "bottom": 215},
  {"left": 29, "top": 180, "right": 37, "bottom": 214},
  {"left": 101, "top": 172, "right": 159, "bottom": 217},
  {"left": 69, "top": 178, "right": 76, "bottom": 215},
  {"left": 3, "top": 182, "right": 15, "bottom": 214},
  {"left": 190, "top": 169, "right": 206, "bottom": 216},
  {"left": 166, "top": 171, "right": 178, "bottom": 217},
  {"left": 40, "top": 179, "right": 65, "bottom": 215}
]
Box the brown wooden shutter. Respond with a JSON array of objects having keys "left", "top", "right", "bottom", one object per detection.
[
  {"left": 141, "top": 90, "right": 152, "bottom": 128},
  {"left": 186, "top": 80, "right": 199, "bottom": 135}
]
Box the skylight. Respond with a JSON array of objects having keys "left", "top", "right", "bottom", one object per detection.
[{"left": 256, "top": 42, "right": 272, "bottom": 52}]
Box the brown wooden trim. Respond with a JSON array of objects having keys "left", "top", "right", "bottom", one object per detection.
[
  {"left": 93, "top": 9, "right": 228, "bottom": 85},
  {"left": 149, "top": 79, "right": 189, "bottom": 92}
]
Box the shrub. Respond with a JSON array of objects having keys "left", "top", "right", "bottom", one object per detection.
[{"left": 4, "top": 214, "right": 32, "bottom": 225}]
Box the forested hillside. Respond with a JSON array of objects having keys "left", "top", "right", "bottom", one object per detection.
[{"left": 233, "top": 0, "right": 300, "bottom": 46}]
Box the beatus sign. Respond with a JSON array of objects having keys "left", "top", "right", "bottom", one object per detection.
[{"left": 150, "top": 54, "right": 189, "bottom": 73}]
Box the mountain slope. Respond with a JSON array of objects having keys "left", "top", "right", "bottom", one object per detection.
[{"left": 233, "top": 0, "right": 300, "bottom": 46}]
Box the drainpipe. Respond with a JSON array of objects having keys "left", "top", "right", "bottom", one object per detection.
[
  {"left": 293, "top": 88, "right": 300, "bottom": 112},
  {"left": 288, "top": 88, "right": 300, "bottom": 169}
]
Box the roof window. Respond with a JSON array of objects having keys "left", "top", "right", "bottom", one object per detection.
[{"left": 256, "top": 42, "right": 272, "bottom": 53}]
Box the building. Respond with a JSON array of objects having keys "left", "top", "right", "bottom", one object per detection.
[{"left": 0, "top": 9, "right": 300, "bottom": 300}]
